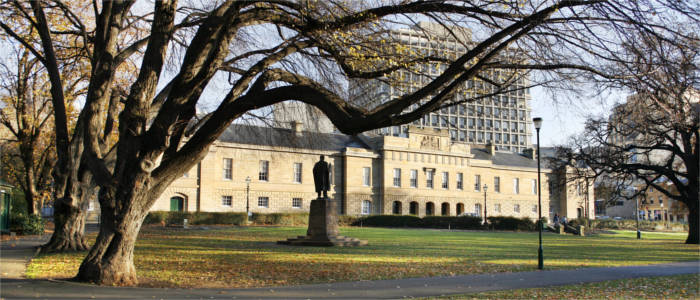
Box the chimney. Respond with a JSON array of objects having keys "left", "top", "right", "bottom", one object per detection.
[
  {"left": 523, "top": 148, "right": 536, "bottom": 160},
  {"left": 290, "top": 121, "right": 303, "bottom": 135},
  {"left": 486, "top": 143, "right": 496, "bottom": 155}
]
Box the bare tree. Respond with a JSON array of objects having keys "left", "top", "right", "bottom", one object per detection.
[
  {"left": 560, "top": 28, "right": 699, "bottom": 243},
  {"left": 2, "top": 0, "right": 696, "bottom": 284}
]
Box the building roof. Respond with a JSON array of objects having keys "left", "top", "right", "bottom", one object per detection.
[
  {"left": 218, "top": 124, "right": 371, "bottom": 151},
  {"left": 470, "top": 148, "right": 548, "bottom": 169}
]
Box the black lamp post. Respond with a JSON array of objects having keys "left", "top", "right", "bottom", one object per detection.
[
  {"left": 245, "top": 176, "right": 251, "bottom": 224},
  {"left": 533, "top": 117, "right": 544, "bottom": 270},
  {"left": 483, "top": 184, "right": 488, "bottom": 225},
  {"left": 637, "top": 191, "right": 645, "bottom": 239}
]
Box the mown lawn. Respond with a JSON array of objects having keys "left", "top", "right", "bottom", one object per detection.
[
  {"left": 431, "top": 273, "right": 700, "bottom": 299},
  {"left": 25, "top": 226, "right": 699, "bottom": 288}
]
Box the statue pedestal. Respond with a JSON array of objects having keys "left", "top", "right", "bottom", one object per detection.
[{"left": 278, "top": 198, "right": 367, "bottom": 247}]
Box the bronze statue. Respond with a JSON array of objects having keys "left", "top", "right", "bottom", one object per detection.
[{"left": 313, "top": 155, "right": 331, "bottom": 198}]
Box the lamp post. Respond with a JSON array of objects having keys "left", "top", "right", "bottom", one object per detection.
[
  {"left": 245, "top": 176, "right": 251, "bottom": 224},
  {"left": 636, "top": 191, "right": 644, "bottom": 239},
  {"left": 483, "top": 184, "right": 488, "bottom": 225},
  {"left": 533, "top": 117, "right": 544, "bottom": 270}
]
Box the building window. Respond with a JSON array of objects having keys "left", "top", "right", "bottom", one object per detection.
[
  {"left": 293, "top": 163, "right": 302, "bottom": 183},
  {"left": 362, "top": 200, "right": 372, "bottom": 215},
  {"left": 514, "top": 204, "right": 520, "bottom": 213},
  {"left": 259, "top": 160, "right": 269, "bottom": 181},
  {"left": 410, "top": 169, "right": 418, "bottom": 188},
  {"left": 223, "top": 158, "right": 233, "bottom": 180},
  {"left": 531, "top": 179, "right": 537, "bottom": 195},
  {"left": 426, "top": 170, "right": 434, "bottom": 188},
  {"left": 494, "top": 203, "right": 501, "bottom": 213},
  {"left": 442, "top": 172, "right": 449, "bottom": 189},
  {"left": 363, "top": 167, "right": 371, "bottom": 186},
  {"left": 457, "top": 173, "right": 463, "bottom": 190},
  {"left": 258, "top": 196, "right": 269, "bottom": 208},
  {"left": 292, "top": 198, "right": 302, "bottom": 208},
  {"left": 513, "top": 178, "right": 519, "bottom": 194},
  {"left": 474, "top": 175, "right": 481, "bottom": 191},
  {"left": 532, "top": 205, "right": 538, "bottom": 213},
  {"left": 494, "top": 176, "right": 501, "bottom": 193},
  {"left": 393, "top": 168, "right": 401, "bottom": 187},
  {"left": 222, "top": 195, "right": 232, "bottom": 207},
  {"left": 475, "top": 203, "right": 482, "bottom": 216},
  {"left": 183, "top": 170, "right": 189, "bottom": 178}
]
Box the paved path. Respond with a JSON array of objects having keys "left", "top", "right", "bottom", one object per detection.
[
  {"left": 0, "top": 235, "right": 49, "bottom": 279},
  {"left": 1, "top": 236, "right": 698, "bottom": 299}
]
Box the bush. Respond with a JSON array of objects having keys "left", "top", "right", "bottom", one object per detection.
[
  {"left": 251, "top": 213, "right": 308, "bottom": 225},
  {"left": 144, "top": 211, "right": 169, "bottom": 224},
  {"left": 422, "top": 216, "right": 483, "bottom": 229},
  {"left": 10, "top": 213, "right": 45, "bottom": 235},
  {"left": 353, "top": 215, "right": 422, "bottom": 227},
  {"left": 487, "top": 216, "right": 536, "bottom": 231},
  {"left": 589, "top": 219, "right": 688, "bottom": 232},
  {"left": 338, "top": 215, "right": 361, "bottom": 227}
]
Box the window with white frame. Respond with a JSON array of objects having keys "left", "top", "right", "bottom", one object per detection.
[
  {"left": 531, "top": 179, "right": 537, "bottom": 194},
  {"left": 393, "top": 168, "right": 401, "bottom": 187},
  {"left": 362, "top": 200, "right": 372, "bottom": 215},
  {"left": 223, "top": 158, "right": 233, "bottom": 180},
  {"left": 442, "top": 172, "right": 449, "bottom": 189},
  {"left": 513, "top": 178, "right": 519, "bottom": 194},
  {"left": 362, "top": 167, "right": 371, "bottom": 186},
  {"left": 494, "top": 203, "right": 501, "bottom": 213},
  {"left": 292, "top": 198, "right": 302, "bottom": 208},
  {"left": 410, "top": 169, "right": 418, "bottom": 188},
  {"left": 474, "top": 175, "right": 481, "bottom": 191},
  {"left": 259, "top": 160, "right": 269, "bottom": 181},
  {"left": 222, "top": 195, "right": 232, "bottom": 206},
  {"left": 474, "top": 203, "right": 482, "bottom": 216},
  {"left": 494, "top": 176, "right": 501, "bottom": 192},
  {"left": 293, "top": 163, "right": 302, "bottom": 183},
  {"left": 514, "top": 204, "right": 520, "bottom": 213},
  {"left": 258, "top": 196, "right": 269, "bottom": 208},
  {"left": 426, "top": 170, "right": 434, "bottom": 188},
  {"left": 456, "top": 173, "right": 463, "bottom": 190}
]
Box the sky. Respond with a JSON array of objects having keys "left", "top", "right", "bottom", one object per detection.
[{"left": 529, "top": 86, "right": 623, "bottom": 148}]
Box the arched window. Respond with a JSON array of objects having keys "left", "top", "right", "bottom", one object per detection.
[
  {"left": 409, "top": 201, "right": 419, "bottom": 215},
  {"left": 441, "top": 202, "right": 450, "bottom": 216},
  {"left": 426, "top": 202, "right": 435, "bottom": 216},
  {"left": 170, "top": 196, "right": 184, "bottom": 212},
  {"left": 392, "top": 201, "right": 402, "bottom": 215},
  {"left": 456, "top": 203, "right": 465, "bottom": 215},
  {"left": 362, "top": 200, "right": 372, "bottom": 215}
]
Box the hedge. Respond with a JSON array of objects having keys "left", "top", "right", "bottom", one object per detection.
[
  {"left": 486, "top": 216, "right": 536, "bottom": 231},
  {"left": 586, "top": 219, "right": 688, "bottom": 232},
  {"left": 144, "top": 211, "right": 308, "bottom": 226},
  {"left": 351, "top": 215, "right": 502, "bottom": 230}
]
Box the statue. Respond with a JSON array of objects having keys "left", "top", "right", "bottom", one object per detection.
[{"left": 312, "top": 155, "right": 331, "bottom": 199}]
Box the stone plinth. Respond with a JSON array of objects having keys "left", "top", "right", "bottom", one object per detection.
[{"left": 278, "top": 198, "right": 367, "bottom": 247}]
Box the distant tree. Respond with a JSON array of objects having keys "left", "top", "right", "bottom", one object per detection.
[{"left": 0, "top": 47, "right": 56, "bottom": 216}]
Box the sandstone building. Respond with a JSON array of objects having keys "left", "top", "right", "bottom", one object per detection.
[{"left": 152, "top": 124, "right": 592, "bottom": 221}]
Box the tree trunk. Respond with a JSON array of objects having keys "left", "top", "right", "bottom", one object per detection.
[
  {"left": 75, "top": 187, "right": 149, "bottom": 285},
  {"left": 41, "top": 197, "right": 88, "bottom": 252},
  {"left": 686, "top": 198, "right": 698, "bottom": 244}
]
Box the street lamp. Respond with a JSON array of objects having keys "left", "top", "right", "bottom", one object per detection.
[
  {"left": 245, "top": 176, "right": 251, "bottom": 224},
  {"left": 636, "top": 191, "right": 645, "bottom": 239},
  {"left": 533, "top": 117, "right": 544, "bottom": 270},
  {"left": 483, "top": 184, "right": 488, "bottom": 225}
]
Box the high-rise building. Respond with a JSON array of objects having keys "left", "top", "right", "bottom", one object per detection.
[{"left": 349, "top": 22, "right": 533, "bottom": 153}]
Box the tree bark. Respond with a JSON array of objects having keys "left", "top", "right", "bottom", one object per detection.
[
  {"left": 75, "top": 182, "right": 150, "bottom": 285},
  {"left": 685, "top": 196, "right": 698, "bottom": 244},
  {"left": 41, "top": 196, "right": 88, "bottom": 252}
]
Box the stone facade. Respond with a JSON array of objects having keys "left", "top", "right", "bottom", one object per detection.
[{"left": 153, "top": 124, "right": 591, "bottom": 221}]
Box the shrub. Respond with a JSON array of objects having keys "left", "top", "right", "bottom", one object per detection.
[
  {"left": 422, "top": 216, "right": 483, "bottom": 229},
  {"left": 354, "top": 215, "right": 422, "bottom": 227},
  {"left": 338, "top": 215, "right": 361, "bottom": 227},
  {"left": 10, "top": 213, "right": 45, "bottom": 235},
  {"left": 487, "top": 216, "right": 536, "bottom": 231},
  {"left": 144, "top": 211, "right": 169, "bottom": 224},
  {"left": 251, "top": 212, "right": 308, "bottom": 225}
]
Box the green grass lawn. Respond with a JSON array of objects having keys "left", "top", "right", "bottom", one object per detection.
[
  {"left": 25, "top": 226, "right": 699, "bottom": 288},
  {"left": 430, "top": 274, "right": 700, "bottom": 299}
]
